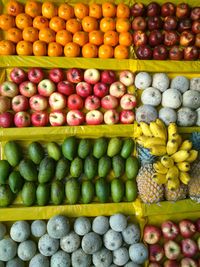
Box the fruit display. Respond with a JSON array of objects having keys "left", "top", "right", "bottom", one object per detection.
[
  {"left": 0, "top": 213, "right": 148, "bottom": 266},
  {"left": 135, "top": 72, "right": 200, "bottom": 126},
  {"left": 0, "top": 67, "right": 136, "bottom": 127},
  {"left": 0, "top": 137, "right": 139, "bottom": 207},
  {"left": 144, "top": 218, "right": 200, "bottom": 265}
]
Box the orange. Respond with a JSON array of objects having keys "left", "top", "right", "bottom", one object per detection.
[
  {"left": 100, "top": 17, "right": 116, "bottom": 32},
  {"left": 22, "top": 27, "right": 39, "bottom": 42},
  {"left": 114, "top": 44, "right": 129, "bottom": 59},
  {"left": 119, "top": 32, "right": 132, "bottom": 46},
  {"left": 25, "top": 1, "right": 42, "bottom": 18},
  {"left": 89, "top": 3, "right": 102, "bottom": 19},
  {"left": 116, "top": 18, "right": 131, "bottom": 33},
  {"left": 102, "top": 2, "right": 116, "bottom": 18},
  {"left": 89, "top": 30, "right": 104, "bottom": 46},
  {"left": 56, "top": 30, "right": 72, "bottom": 46},
  {"left": 58, "top": 3, "right": 74, "bottom": 20},
  {"left": 0, "top": 40, "right": 15, "bottom": 55},
  {"left": 39, "top": 28, "right": 56, "bottom": 43},
  {"left": 16, "top": 40, "right": 33, "bottom": 55},
  {"left": 82, "top": 16, "right": 98, "bottom": 32},
  {"left": 116, "top": 3, "right": 130, "bottom": 18},
  {"left": 48, "top": 42, "right": 63, "bottom": 56},
  {"left": 82, "top": 43, "right": 98, "bottom": 58},
  {"left": 15, "top": 13, "right": 33, "bottom": 30},
  {"left": 73, "top": 31, "right": 89, "bottom": 46},
  {"left": 42, "top": 2, "right": 58, "bottom": 19},
  {"left": 33, "top": 16, "right": 49, "bottom": 30},
  {"left": 74, "top": 3, "right": 89, "bottom": 19},
  {"left": 33, "top": 40, "right": 47, "bottom": 56},
  {"left": 49, "top": 16, "right": 66, "bottom": 32},
  {"left": 64, "top": 42, "right": 80, "bottom": 57},
  {"left": 66, "top": 18, "right": 82, "bottom": 34},
  {"left": 6, "top": 0, "right": 24, "bottom": 16},
  {"left": 6, "top": 27, "right": 23, "bottom": 43},
  {"left": 0, "top": 14, "right": 15, "bottom": 31},
  {"left": 98, "top": 44, "right": 113, "bottom": 58},
  {"left": 104, "top": 31, "right": 119, "bottom": 46}
]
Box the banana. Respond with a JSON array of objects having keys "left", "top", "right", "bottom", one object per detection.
[
  {"left": 168, "top": 123, "right": 178, "bottom": 139},
  {"left": 166, "top": 139, "right": 179, "bottom": 155},
  {"left": 156, "top": 119, "right": 167, "bottom": 140},
  {"left": 179, "top": 171, "right": 191, "bottom": 185},
  {"left": 133, "top": 122, "right": 143, "bottom": 138},
  {"left": 166, "top": 166, "right": 179, "bottom": 180},
  {"left": 176, "top": 162, "right": 190, "bottom": 172},
  {"left": 153, "top": 161, "right": 168, "bottom": 174},
  {"left": 150, "top": 145, "right": 167, "bottom": 156},
  {"left": 145, "top": 137, "right": 166, "bottom": 148},
  {"left": 186, "top": 150, "right": 198, "bottom": 163},
  {"left": 171, "top": 133, "right": 182, "bottom": 146},
  {"left": 136, "top": 136, "right": 149, "bottom": 146},
  {"left": 140, "top": 122, "right": 153, "bottom": 137},
  {"left": 152, "top": 173, "right": 167, "bottom": 185},
  {"left": 167, "top": 176, "right": 180, "bottom": 190},
  {"left": 161, "top": 155, "right": 174, "bottom": 168},
  {"left": 179, "top": 140, "right": 192, "bottom": 151},
  {"left": 150, "top": 122, "right": 166, "bottom": 140},
  {"left": 171, "top": 150, "right": 190, "bottom": 163}
]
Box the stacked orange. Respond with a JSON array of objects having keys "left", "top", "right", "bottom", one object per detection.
[{"left": 0, "top": 0, "right": 133, "bottom": 58}]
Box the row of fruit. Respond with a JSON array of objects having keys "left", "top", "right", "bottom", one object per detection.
[
  {"left": 144, "top": 219, "right": 200, "bottom": 266},
  {"left": 0, "top": 67, "right": 136, "bottom": 127},
  {"left": 0, "top": 213, "right": 148, "bottom": 266}
]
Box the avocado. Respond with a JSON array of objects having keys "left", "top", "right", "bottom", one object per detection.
[
  {"left": 47, "top": 142, "right": 62, "bottom": 161},
  {"left": 107, "top": 138, "right": 122, "bottom": 157},
  {"left": 36, "top": 183, "right": 50, "bottom": 206},
  {"left": 28, "top": 142, "right": 45, "bottom": 164},
  {"left": 4, "top": 141, "right": 22, "bottom": 167},
  {"left": 19, "top": 159, "right": 38, "bottom": 182},
  {"left": 112, "top": 155, "right": 125, "bottom": 178},
  {"left": 125, "top": 156, "right": 139, "bottom": 180},
  {"left": 78, "top": 139, "right": 91, "bottom": 159},
  {"left": 70, "top": 157, "right": 83, "bottom": 178},
  {"left": 0, "top": 185, "right": 14, "bottom": 207},
  {"left": 81, "top": 180, "right": 95, "bottom": 204},
  {"left": 65, "top": 178, "right": 80, "bottom": 204},
  {"left": 55, "top": 158, "right": 70, "bottom": 180},
  {"left": 51, "top": 180, "right": 64, "bottom": 205},
  {"left": 38, "top": 157, "right": 55, "bottom": 183},
  {"left": 95, "top": 178, "right": 110, "bottom": 203},
  {"left": 84, "top": 156, "right": 97, "bottom": 180},
  {"left": 121, "top": 138, "right": 134, "bottom": 159},
  {"left": 93, "top": 137, "right": 107, "bottom": 159},
  {"left": 8, "top": 171, "right": 24, "bottom": 194},
  {"left": 111, "top": 178, "right": 124, "bottom": 203},
  {"left": 98, "top": 156, "right": 112, "bottom": 178},
  {"left": 21, "top": 182, "right": 36, "bottom": 206},
  {"left": 0, "top": 160, "right": 12, "bottom": 184},
  {"left": 62, "top": 136, "right": 77, "bottom": 161},
  {"left": 125, "top": 180, "right": 137, "bottom": 202}
]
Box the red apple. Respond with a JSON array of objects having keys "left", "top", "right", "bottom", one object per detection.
[
  {"left": 31, "top": 111, "right": 49, "bottom": 127},
  {"left": 195, "top": 33, "right": 200, "bottom": 47},
  {"left": 0, "top": 96, "right": 11, "bottom": 113},
  {"left": 164, "top": 31, "right": 179, "bottom": 46},
  {"left": 136, "top": 45, "right": 153, "bottom": 59},
  {"left": 147, "top": 16, "right": 163, "bottom": 31},
  {"left": 101, "top": 70, "right": 116, "bottom": 84},
  {"left": 176, "top": 3, "right": 190, "bottom": 19},
  {"left": 179, "top": 219, "right": 196, "bottom": 238},
  {"left": 133, "top": 31, "right": 148, "bottom": 46},
  {"left": 148, "top": 30, "right": 164, "bottom": 47},
  {"left": 119, "top": 70, "right": 134, "bottom": 87},
  {"left": 104, "top": 109, "right": 119, "bottom": 125},
  {"left": 132, "top": 16, "right": 147, "bottom": 31},
  {"left": 12, "top": 95, "right": 29, "bottom": 112},
  {"left": 49, "top": 92, "right": 67, "bottom": 110},
  {"left": 184, "top": 46, "right": 199, "bottom": 60},
  {"left": 147, "top": 2, "right": 161, "bottom": 17},
  {"left": 153, "top": 45, "right": 168, "bottom": 60},
  {"left": 120, "top": 110, "right": 135, "bottom": 124},
  {"left": 38, "top": 79, "right": 56, "bottom": 96},
  {"left": 66, "top": 68, "right": 83, "bottom": 84},
  {"left": 29, "top": 95, "right": 48, "bottom": 111},
  {"left": 93, "top": 82, "right": 109, "bottom": 98},
  {"left": 161, "top": 2, "right": 175, "bottom": 17},
  {"left": 120, "top": 93, "right": 137, "bottom": 110},
  {"left": 57, "top": 81, "right": 75, "bottom": 96},
  {"left": 67, "top": 94, "right": 84, "bottom": 110},
  {"left": 84, "top": 68, "right": 100, "bottom": 84},
  {"left": 14, "top": 111, "right": 31, "bottom": 127},
  {"left": 49, "top": 68, "right": 64, "bottom": 83},
  {"left": 163, "top": 16, "right": 178, "bottom": 31},
  {"left": 180, "top": 31, "right": 195, "bottom": 46},
  {"left": 10, "top": 67, "right": 26, "bottom": 84},
  {"left": 161, "top": 221, "right": 179, "bottom": 240},
  {"left": 169, "top": 45, "right": 184, "bottom": 60},
  {"left": 195, "top": 218, "right": 200, "bottom": 232},
  {"left": 76, "top": 82, "right": 92, "bottom": 98},
  {"left": 178, "top": 18, "right": 192, "bottom": 32},
  {"left": 19, "top": 81, "right": 37, "bottom": 98},
  {"left": 164, "top": 240, "right": 181, "bottom": 260},
  {"left": 190, "top": 7, "right": 200, "bottom": 21},
  {"left": 0, "top": 81, "right": 19, "bottom": 98},
  {"left": 164, "top": 260, "right": 180, "bottom": 267},
  {"left": 143, "top": 225, "right": 162, "bottom": 245},
  {"left": 181, "top": 238, "right": 198, "bottom": 257},
  {"left": 85, "top": 110, "right": 103, "bottom": 125},
  {"left": 149, "top": 263, "right": 162, "bottom": 267},
  {"left": 101, "top": 95, "right": 118, "bottom": 110},
  {"left": 192, "top": 20, "right": 200, "bottom": 34},
  {"left": 109, "top": 81, "right": 126, "bottom": 98},
  {"left": 85, "top": 95, "right": 100, "bottom": 111},
  {"left": 66, "top": 110, "right": 85, "bottom": 126},
  {"left": 28, "top": 68, "right": 44, "bottom": 84},
  {"left": 0, "top": 112, "right": 14, "bottom": 128},
  {"left": 149, "top": 244, "right": 164, "bottom": 262},
  {"left": 49, "top": 110, "right": 66, "bottom": 126},
  {"left": 180, "top": 258, "right": 198, "bottom": 267},
  {"left": 130, "top": 3, "right": 145, "bottom": 17}
]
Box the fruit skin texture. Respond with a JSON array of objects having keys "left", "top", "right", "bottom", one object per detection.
[{"left": 143, "top": 225, "right": 162, "bottom": 244}]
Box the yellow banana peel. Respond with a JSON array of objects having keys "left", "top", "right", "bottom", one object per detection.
[
  {"left": 176, "top": 162, "right": 190, "bottom": 172},
  {"left": 179, "top": 140, "right": 192, "bottom": 151},
  {"left": 145, "top": 137, "right": 166, "bottom": 148},
  {"left": 166, "top": 139, "right": 179, "bottom": 155},
  {"left": 166, "top": 166, "right": 179, "bottom": 180},
  {"left": 161, "top": 155, "right": 174, "bottom": 168},
  {"left": 186, "top": 150, "right": 198, "bottom": 163},
  {"left": 167, "top": 176, "right": 180, "bottom": 190},
  {"left": 150, "top": 122, "right": 166, "bottom": 140},
  {"left": 152, "top": 173, "right": 167, "bottom": 185},
  {"left": 150, "top": 145, "right": 167, "bottom": 156},
  {"left": 156, "top": 119, "right": 167, "bottom": 140},
  {"left": 179, "top": 171, "right": 191, "bottom": 185},
  {"left": 171, "top": 150, "right": 190, "bottom": 163},
  {"left": 168, "top": 123, "right": 178, "bottom": 139},
  {"left": 140, "top": 122, "right": 153, "bottom": 137},
  {"left": 153, "top": 161, "right": 168, "bottom": 174}
]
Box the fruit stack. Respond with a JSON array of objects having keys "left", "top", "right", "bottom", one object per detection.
[
  {"left": 0, "top": 67, "right": 136, "bottom": 127},
  {"left": 144, "top": 219, "right": 200, "bottom": 266}
]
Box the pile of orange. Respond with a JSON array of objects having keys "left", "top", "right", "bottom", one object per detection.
[{"left": 0, "top": 0, "right": 133, "bottom": 58}]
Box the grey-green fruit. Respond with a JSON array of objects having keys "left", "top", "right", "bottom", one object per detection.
[
  {"left": 62, "top": 137, "right": 77, "bottom": 161},
  {"left": 93, "top": 138, "right": 107, "bottom": 159},
  {"left": 28, "top": 142, "right": 45, "bottom": 165},
  {"left": 50, "top": 250, "right": 71, "bottom": 267},
  {"left": 125, "top": 261, "right": 141, "bottom": 267},
  {"left": 125, "top": 180, "right": 137, "bottom": 202},
  {"left": 92, "top": 247, "right": 112, "bottom": 267},
  {"left": 81, "top": 180, "right": 94, "bottom": 204},
  {"left": 47, "top": 142, "right": 61, "bottom": 161},
  {"left": 55, "top": 158, "right": 70, "bottom": 181},
  {"left": 60, "top": 231, "right": 80, "bottom": 253},
  {"left": 0, "top": 160, "right": 11, "bottom": 184},
  {"left": 19, "top": 159, "right": 38, "bottom": 182},
  {"left": 21, "top": 182, "right": 36, "bottom": 207},
  {"left": 10, "top": 221, "right": 30, "bottom": 242},
  {"left": 38, "top": 157, "right": 55, "bottom": 183},
  {"left": 125, "top": 156, "right": 139, "bottom": 180},
  {"left": 72, "top": 248, "right": 91, "bottom": 267},
  {"left": 38, "top": 234, "right": 59, "bottom": 257},
  {"left": 109, "top": 213, "right": 127, "bottom": 232},
  {"left": 113, "top": 247, "right": 129, "bottom": 266},
  {"left": 29, "top": 253, "right": 49, "bottom": 267},
  {"left": 81, "top": 232, "right": 102, "bottom": 254},
  {"left": 51, "top": 180, "right": 64, "bottom": 205},
  {"left": 74, "top": 217, "right": 91, "bottom": 236},
  {"left": 31, "top": 220, "right": 46, "bottom": 238},
  {"left": 8, "top": 171, "right": 24, "bottom": 194},
  {"left": 84, "top": 156, "right": 97, "bottom": 180},
  {"left": 0, "top": 185, "right": 14, "bottom": 207},
  {"left": 6, "top": 257, "right": 25, "bottom": 267},
  {"left": 70, "top": 157, "right": 83, "bottom": 178},
  {"left": 65, "top": 178, "right": 80, "bottom": 204},
  {"left": 36, "top": 183, "right": 50, "bottom": 206},
  {"left": 17, "top": 240, "right": 37, "bottom": 261},
  {"left": 0, "top": 238, "right": 17, "bottom": 262},
  {"left": 0, "top": 223, "right": 6, "bottom": 240},
  {"left": 107, "top": 138, "right": 122, "bottom": 157},
  {"left": 92, "top": 216, "right": 109, "bottom": 235},
  {"left": 111, "top": 179, "right": 124, "bottom": 203},
  {"left": 122, "top": 224, "right": 140, "bottom": 245},
  {"left": 47, "top": 215, "right": 70, "bottom": 239},
  {"left": 78, "top": 139, "right": 91, "bottom": 159},
  {"left": 121, "top": 139, "right": 134, "bottom": 159},
  {"left": 112, "top": 155, "right": 125, "bottom": 178},
  {"left": 98, "top": 156, "right": 111, "bottom": 178},
  {"left": 4, "top": 141, "right": 22, "bottom": 167},
  {"left": 129, "top": 243, "right": 148, "bottom": 264},
  {"left": 103, "top": 229, "right": 122, "bottom": 251},
  {"left": 95, "top": 178, "right": 110, "bottom": 203}
]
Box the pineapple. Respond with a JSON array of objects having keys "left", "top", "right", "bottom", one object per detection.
[
  {"left": 136, "top": 164, "right": 164, "bottom": 204},
  {"left": 165, "top": 183, "right": 188, "bottom": 201},
  {"left": 188, "top": 157, "right": 200, "bottom": 202}
]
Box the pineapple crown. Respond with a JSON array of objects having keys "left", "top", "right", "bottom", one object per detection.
[{"left": 136, "top": 145, "right": 157, "bottom": 166}]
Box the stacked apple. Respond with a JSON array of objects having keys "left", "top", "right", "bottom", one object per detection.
[
  {"left": 131, "top": 2, "right": 200, "bottom": 60},
  {"left": 0, "top": 67, "right": 136, "bottom": 128},
  {"left": 144, "top": 219, "right": 200, "bottom": 266}
]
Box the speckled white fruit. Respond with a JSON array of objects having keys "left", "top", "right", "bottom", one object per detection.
[
  {"left": 6, "top": 257, "right": 24, "bottom": 267},
  {"left": 29, "top": 253, "right": 49, "bottom": 267},
  {"left": 47, "top": 215, "right": 70, "bottom": 239},
  {"left": 152, "top": 73, "right": 170, "bottom": 92},
  {"left": 183, "top": 90, "right": 200, "bottom": 109},
  {"left": 81, "top": 232, "right": 102, "bottom": 254},
  {"left": 170, "top": 76, "right": 189, "bottom": 93},
  {"left": 129, "top": 243, "right": 148, "bottom": 264},
  {"left": 0, "top": 238, "right": 17, "bottom": 262},
  {"left": 31, "top": 220, "right": 46, "bottom": 238},
  {"left": 60, "top": 231, "right": 80, "bottom": 253},
  {"left": 74, "top": 217, "right": 91, "bottom": 236},
  {"left": 113, "top": 247, "right": 129, "bottom": 266},
  {"left": 190, "top": 78, "right": 200, "bottom": 91},
  {"left": 159, "top": 107, "right": 177, "bottom": 126},
  {"left": 122, "top": 224, "right": 141, "bottom": 245},
  {"left": 125, "top": 261, "right": 141, "bottom": 267},
  {"left": 109, "top": 213, "right": 127, "bottom": 232},
  {"left": 196, "top": 107, "right": 200, "bottom": 126},
  {"left": 92, "top": 247, "right": 112, "bottom": 267},
  {"left": 10, "top": 221, "right": 30, "bottom": 242},
  {"left": 50, "top": 250, "right": 71, "bottom": 267},
  {"left": 177, "top": 107, "right": 197, "bottom": 127},
  {"left": 162, "top": 89, "right": 182, "bottom": 109},
  {"left": 17, "top": 240, "right": 37, "bottom": 261},
  {"left": 136, "top": 105, "right": 158, "bottom": 123},
  {"left": 0, "top": 224, "right": 6, "bottom": 240},
  {"left": 134, "top": 72, "right": 152, "bottom": 90},
  {"left": 71, "top": 248, "right": 92, "bottom": 267},
  {"left": 38, "top": 234, "right": 59, "bottom": 257},
  {"left": 141, "top": 87, "right": 162, "bottom": 106},
  {"left": 92, "top": 216, "right": 109, "bottom": 235},
  {"left": 103, "top": 229, "right": 122, "bottom": 251}
]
